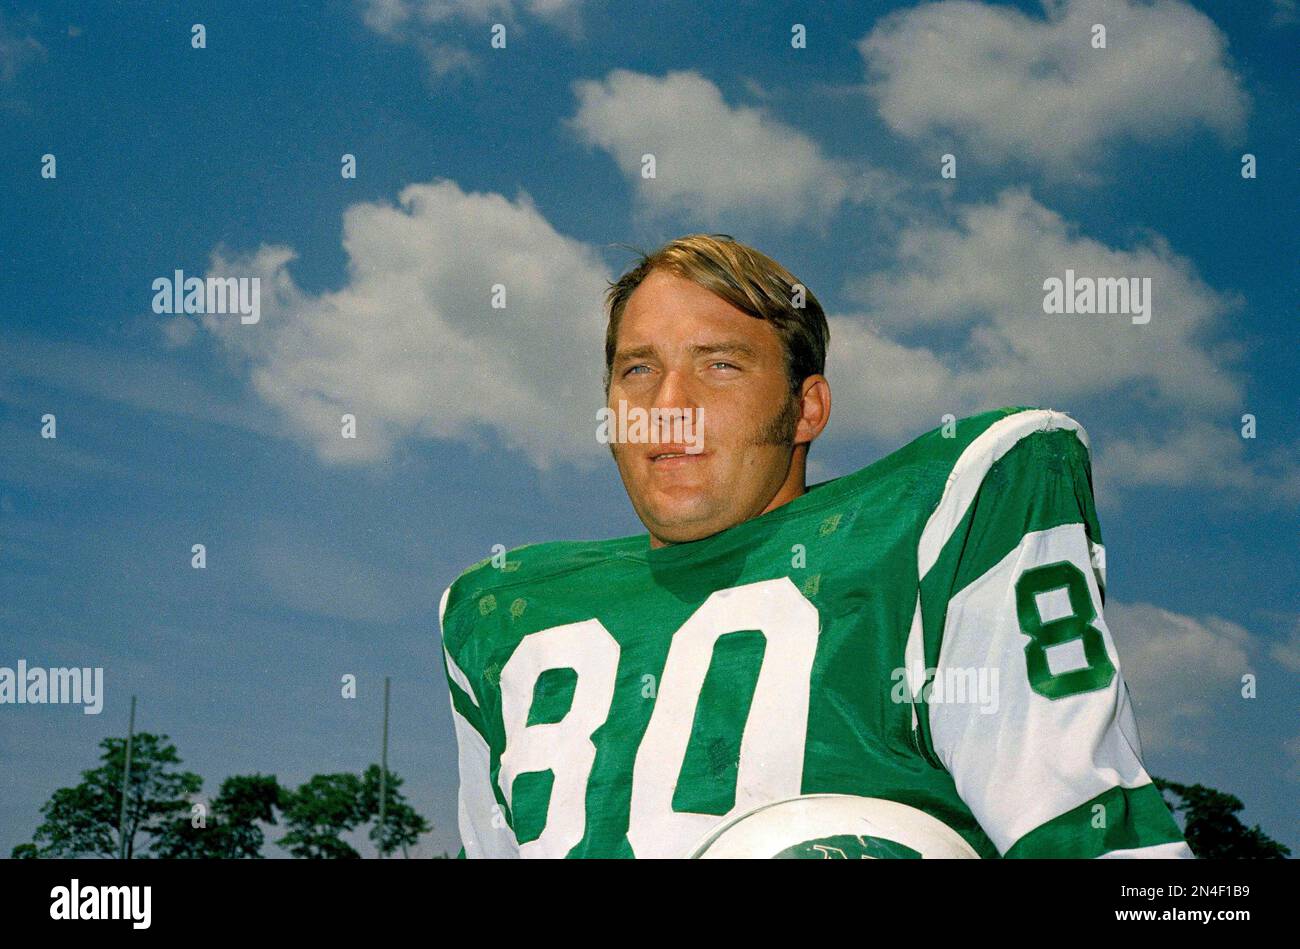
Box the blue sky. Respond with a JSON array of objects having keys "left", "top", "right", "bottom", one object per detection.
[{"left": 1, "top": 0, "right": 1296, "bottom": 857}]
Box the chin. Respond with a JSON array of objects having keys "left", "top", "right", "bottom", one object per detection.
[
  {"left": 654, "top": 525, "right": 716, "bottom": 545},
  {"left": 647, "top": 506, "right": 744, "bottom": 544}
]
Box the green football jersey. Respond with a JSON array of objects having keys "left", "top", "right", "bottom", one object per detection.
[{"left": 438, "top": 407, "right": 1191, "bottom": 858}]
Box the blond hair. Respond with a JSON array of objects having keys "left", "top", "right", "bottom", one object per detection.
[{"left": 603, "top": 234, "right": 829, "bottom": 395}]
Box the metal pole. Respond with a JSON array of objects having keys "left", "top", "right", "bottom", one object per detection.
[
  {"left": 378, "top": 676, "right": 390, "bottom": 858},
  {"left": 118, "top": 695, "right": 136, "bottom": 860}
]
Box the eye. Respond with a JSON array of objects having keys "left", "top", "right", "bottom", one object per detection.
[
  {"left": 709, "top": 361, "right": 738, "bottom": 371},
  {"left": 623, "top": 364, "right": 651, "bottom": 377}
]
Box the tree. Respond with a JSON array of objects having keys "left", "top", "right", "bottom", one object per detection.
[
  {"left": 278, "top": 773, "right": 368, "bottom": 859},
  {"left": 277, "top": 768, "right": 433, "bottom": 858},
  {"left": 18, "top": 733, "right": 201, "bottom": 859},
  {"left": 1154, "top": 777, "right": 1291, "bottom": 859},
  {"left": 361, "top": 764, "right": 432, "bottom": 858},
  {"left": 153, "top": 774, "right": 283, "bottom": 859},
  {"left": 14, "top": 735, "right": 434, "bottom": 860}
]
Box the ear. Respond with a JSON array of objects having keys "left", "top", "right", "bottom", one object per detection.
[{"left": 794, "top": 375, "right": 831, "bottom": 446}]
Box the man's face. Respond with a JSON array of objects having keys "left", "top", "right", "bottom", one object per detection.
[{"left": 607, "top": 270, "right": 809, "bottom": 546}]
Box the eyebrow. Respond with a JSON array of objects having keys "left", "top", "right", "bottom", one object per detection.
[
  {"left": 689, "top": 340, "right": 759, "bottom": 360},
  {"left": 612, "top": 340, "right": 760, "bottom": 368},
  {"left": 611, "top": 344, "right": 659, "bottom": 368}
]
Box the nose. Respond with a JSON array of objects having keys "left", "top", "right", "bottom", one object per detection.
[{"left": 650, "top": 369, "right": 700, "bottom": 442}]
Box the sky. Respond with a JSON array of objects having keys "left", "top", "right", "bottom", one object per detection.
[{"left": 0, "top": 0, "right": 1296, "bottom": 858}]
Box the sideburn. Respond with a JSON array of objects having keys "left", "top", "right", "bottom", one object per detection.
[{"left": 755, "top": 391, "right": 801, "bottom": 446}]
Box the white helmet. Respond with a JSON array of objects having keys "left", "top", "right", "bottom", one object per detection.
[{"left": 687, "top": 794, "right": 981, "bottom": 859}]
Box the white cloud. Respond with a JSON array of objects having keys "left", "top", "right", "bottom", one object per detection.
[
  {"left": 833, "top": 185, "right": 1236, "bottom": 414},
  {"left": 825, "top": 187, "right": 1299, "bottom": 503},
  {"left": 0, "top": 417, "right": 130, "bottom": 492},
  {"left": 0, "top": 12, "right": 45, "bottom": 84},
  {"left": 199, "top": 179, "right": 612, "bottom": 470},
  {"left": 361, "top": 0, "right": 584, "bottom": 34},
  {"left": 1269, "top": 619, "right": 1300, "bottom": 674},
  {"left": 361, "top": 0, "right": 415, "bottom": 37},
  {"left": 160, "top": 315, "right": 199, "bottom": 349},
  {"left": 411, "top": 37, "right": 479, "bottom": 79},
  {"left": 359, "top": 0, "right": 587, "bottom": 78},
  {"left": 1106, "top": 601, "right": 1255, "bottom": 754},
  {"left": 1101, "top": 418, "right": 1300, "bottom": 503},
  {"left": 860, "top": 0, "right": 1248, "bottom": 176},
  {"left": 0, "top": 328, "right": 279, "bottom": 441},
  {"left": 821, "top": 318, "right": 959, "bottom": 443},
  {"left": 566, "top": 69, "right": 897, "bottom": 230}
]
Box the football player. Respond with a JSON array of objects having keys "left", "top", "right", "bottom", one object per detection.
[{"left": 438, "top": 234, "right": 1193, "bottom": 859}]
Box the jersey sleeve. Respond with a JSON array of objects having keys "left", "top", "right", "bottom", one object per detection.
[
  {"left": 439, "top": 585, "right": 520, "bottom": 859},
  {"left": 911, "top": 409, "right": 1192, "bottom": 858}
]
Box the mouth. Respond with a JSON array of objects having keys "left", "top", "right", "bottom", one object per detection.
[{"left": 647, "top": 445, "right": 707, "bottom": 467}]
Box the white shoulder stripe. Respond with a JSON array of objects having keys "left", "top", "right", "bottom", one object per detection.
[
  {"left": 1090, "top": 541, "right": 1107, "bottom": 593},
  {"left": 904, "top": 593, "right": 926, "bottom": 708},
  {"left": 444, "top": 645, "right": 480, "bottom": 708},
  {"left": 439, "top": 584, "right": 480, "bottom": 708},
  {"left": 450, "top": 699, "right": 519, "bottom": 857},
  {"left": 918, "top": 409, "right": 1089, "bottom": 581}
]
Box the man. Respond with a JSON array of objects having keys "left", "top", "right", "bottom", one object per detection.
[{"left": 438, "top": 234, "right": 1192, "bottom": 859}]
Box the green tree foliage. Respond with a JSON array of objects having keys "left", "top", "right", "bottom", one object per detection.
[
  {"left": 362, "top": 764, "right": 433, "bottom": 858},
  {"left": 15, "top": 735, "right": 437, "bottom": 859},
  {"left": 17, "top": 733, "right": 200, "bottom": 859},
  {"left": 277, "top": 766, "right": 434, "bottom": 858},
  {"left": 1154, "top": 777, "right": 1291, "bottom": 859},
  {"left": 278, "top": 773, "right": 369, "bottom": 859},
  {"left": 153, "top": 774, "right": 283, "bottom": 858}
]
